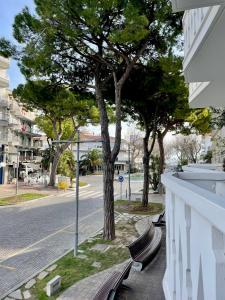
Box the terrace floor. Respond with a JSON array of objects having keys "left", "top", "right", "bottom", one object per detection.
[{"left": 117, "top": 228, "right": 166, "bottom": 300}]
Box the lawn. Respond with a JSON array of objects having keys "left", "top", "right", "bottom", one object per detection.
[
  {"left": 114, "top": 200, "right": 164, "bottom": 215},
  {"left": 79, "top": 181, "right": 88, "bottom": 187},
  {"left": 0, "top": 193, "right": 48, "bottom": 206},
  {"left": 23, "top": 220, "right": 137, "bottom": 300}
]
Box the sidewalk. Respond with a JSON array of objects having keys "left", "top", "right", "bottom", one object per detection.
[
  {"left": 57, "top": 217, "right": 166, "bottom": 300},
  {"left": 0, "top": 183, "right": 68, "bottom": 198}
]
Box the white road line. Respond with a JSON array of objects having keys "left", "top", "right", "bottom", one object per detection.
[{"left": 0, "top": 208, "right": 103, "bottom": 264}]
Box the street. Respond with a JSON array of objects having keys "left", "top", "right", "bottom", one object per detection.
[{"left": 0, "top": 175, "right": 142, "bottom": 298}]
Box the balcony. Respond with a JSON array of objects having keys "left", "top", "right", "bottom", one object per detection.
[
  {"left": 0, "top": 97, "right": 9, "bottom": 107},
  {"left": 162, "top": 170, "right": 225, "bottom": 300},
  {"left": 0, "top": 56, "right": 10, "bottom": 69},
  {"left": 0, "top": 134, "right": 8, "bottom": 145},
  {"left": 172, "top": 0, "right": 225, "bottom": 12},
  {"left": 183, "top": 5, "right": 225, "bottom": 83},
  {"left": 0, "top": 112, "right": 9, "bottom": 126},
  {"left": 189, "top": 80, "right": 225, "bottom": 107},
  {"left": 0, "top": 75, "right": 9, "bottom": 88}
]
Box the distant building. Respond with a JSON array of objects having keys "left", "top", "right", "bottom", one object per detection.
[
  {"left": 72, "top": 132, "right": 129, "bottom": 172},
  {"left": 0, "top": 56, "right": 44, "bottom": 184}
]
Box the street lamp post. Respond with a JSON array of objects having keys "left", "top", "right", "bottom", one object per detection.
[
  {"left": 16, "top": 148, "right": 19, "bottom": 195},
  {"left": 74, "top": 129, "right": 80, "bottom": 256},
  {"left": 52, "top": 134, "right": 103, "bottom": 257},
  {"left": 128, "top": 143, "right": 131, "bottom": 202}
]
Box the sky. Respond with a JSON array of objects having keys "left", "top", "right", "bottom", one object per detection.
[{"left": 0, "top": 0, "right": 35, "bottom": 89}]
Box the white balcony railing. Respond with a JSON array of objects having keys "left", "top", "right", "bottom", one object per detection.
[{"left": 162, "top": 171, "right": 225, "bottom": 300}]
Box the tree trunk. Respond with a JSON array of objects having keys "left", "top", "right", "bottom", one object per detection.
[
  {"left": 95, "top": 74, "right": 116, "bottom": 240},
  {"left": 158, "top": 134, "right": 165, "bottom": 175},
  {"left": 157, "top": 134, "right": 165, "bottom": 194},
  {"left": 49, "top": 151, "right": 61, "bottom": 186},
  {"left": 103, "top": 159, "right": 115, "bottom": 240},
  {"left": 142, "top": 129, "right": 150, "bottom": 207}
]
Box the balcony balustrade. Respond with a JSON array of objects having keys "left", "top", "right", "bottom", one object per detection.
[{"left": 162, "top": 171, "right": 225, "bottom": 300}]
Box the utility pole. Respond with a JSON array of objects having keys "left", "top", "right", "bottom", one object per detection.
[{"left": 74, "top": 129, "right": 80, "bottom": 256}]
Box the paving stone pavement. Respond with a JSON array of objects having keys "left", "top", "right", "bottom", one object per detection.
[
  {"left": 0, "top": 210, "right": 103, "bottom": 299},
  {"left": 57, "top": 216, "right": 166, "bottom": 300}
]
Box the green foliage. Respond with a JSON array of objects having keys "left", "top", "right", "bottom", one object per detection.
[
  {"left": 13, "top": 80, "right": 99, "bottom": 126},
  {"left": 149, "top": 155, "right": 160, "bottom": 191},
  {"left": 80, "top": 149, "right": 102, "bottom": 174},
  {"left": 41, "top": 148, "right": 55, "bottom": 171},
  {"left": 203, "top": 150, "right": 212, "bottom": 164},
  {"left": 0, "top": 0, "right": 182, "bottom": 89},
  {"left": 120, "top": 55, "right": 189, "bottom": 135},
  {"left": 57, "top": 150, "right": 76, "bottom": 182},
  {"left": 186, "top": 108, "right": 211, "bottom": 135}
]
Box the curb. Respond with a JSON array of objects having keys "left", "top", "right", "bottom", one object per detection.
[
  {"left": 0, "top": 183, "right": 90, "bottom": 209},
  {"left": 1, "top": 224, "right": 103, "bottom": 300}
]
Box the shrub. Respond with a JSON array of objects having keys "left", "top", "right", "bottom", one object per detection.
[{"left": 58, "top": 181, "right": 69, "bottom": 191}]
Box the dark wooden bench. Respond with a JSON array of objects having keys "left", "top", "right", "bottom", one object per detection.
[
  {"left": 127, "top": 224, "right": 162, "bottom": 271},
  {"left": 152, "top": 210, "right": 165, "bottom": 227},
  {"left": 93, "top": 261, "right": 132, "bottom": 300}
]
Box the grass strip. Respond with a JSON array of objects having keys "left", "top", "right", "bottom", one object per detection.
[
  {"left": 0, "top": 193, "right": 48, "bottom": 206},
  {"left": 114, "top": 200, "right": 164, "bottom": 215},
  {"left": 26, "top": 235, "right": 131, "bottom": 299}
]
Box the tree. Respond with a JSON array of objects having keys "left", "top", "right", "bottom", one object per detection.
[
  {"left": 120, "top": 56, "right": 188, "bottom": 205},
  {"left": 171, "top": 135, "right": 202, "bottom": 164},
  {"left": 57, "top": 150, "right": 76, "bottom": 186},
  {"left": 203, "top": 150, "right": 212, "bottom": 163},
  {"left": 13, "top": 80, "right": 99, "bottom": 186},
  {"left": 149, "top": 155, "right": 160, "bottom": 191},
  {"left": 126, "top": 127, "right": 143, "bottom": 171},
  {"left": 1, "top": 0, "right": 182, "bottom": 239},
  {"left": 80, "top": 149, "right": 102, "bottom": 174}
]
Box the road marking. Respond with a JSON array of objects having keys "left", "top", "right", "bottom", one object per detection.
[
  {"left": 0, "top": 208, "right": 103, "bottom": 264},
  {"left": 0, "top": 264, "right": 16, "bottom": 271}
]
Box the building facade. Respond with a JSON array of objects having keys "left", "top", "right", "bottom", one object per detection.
[
  {"left": 72, "top": 133, "right": 129, "bottom": 173},
  {"left": 162, "top": 1, "right": 225, "bottom": 299},
  {"left": 0, "top": 56, "right": 43, "bottom": 184}
]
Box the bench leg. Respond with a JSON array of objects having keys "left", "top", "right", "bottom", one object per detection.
[
  {"left": 120, "top": 283, "right": 131, "bottom": 290},
  {"left": 131, "top": 261, "right": 142, "bottom": 272},
  {"left": 109, "top": 290, "right": 116, "bottom": 300}
]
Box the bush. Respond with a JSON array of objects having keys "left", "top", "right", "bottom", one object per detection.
[{"left": 58, "top": 181, "right": 69, "bottom": 191}]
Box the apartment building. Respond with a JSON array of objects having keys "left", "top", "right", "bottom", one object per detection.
[
  {"left": 161, "top": 1, "right": 225, "bottom": 299},
  {"left": 0, "top": 56, "right": 42, "bottom": 184},
  {"left": 72, "top": 133, "right": 129, "bottom": 172}
]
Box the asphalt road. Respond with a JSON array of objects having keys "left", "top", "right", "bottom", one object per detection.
[{"left": 0, "top": 174, "right": 142, "bottom": 298}]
